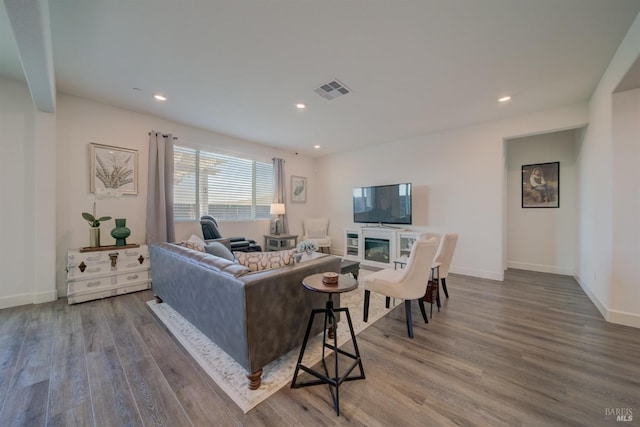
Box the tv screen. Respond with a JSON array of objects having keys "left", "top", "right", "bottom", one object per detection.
[{"left": 353, "top": 183, "right": 412, "bottom": 225}]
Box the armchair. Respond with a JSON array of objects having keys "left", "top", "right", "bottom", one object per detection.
[
  {"left": 302, "top": 217, "right": 331, "bottom": 253},
  {"left": 200, "top": 215, "right": 262, "bottom": 252}
]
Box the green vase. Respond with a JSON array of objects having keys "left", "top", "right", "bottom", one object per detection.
[{"left": 111, "top": 218, "right": 131, "bottom": 246}]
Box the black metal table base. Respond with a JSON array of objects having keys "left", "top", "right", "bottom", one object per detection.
[{"left": 291, "top": 295, "right": 365, "bottom": 416}]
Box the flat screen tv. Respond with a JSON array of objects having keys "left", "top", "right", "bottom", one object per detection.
[{"left": 353, "top": 183, "right": 412, "bottom": 225}]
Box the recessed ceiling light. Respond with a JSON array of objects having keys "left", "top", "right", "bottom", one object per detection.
[
  {"left": 154, "top": 94, "right": 167, "bottom": 101},
  {"left": 313, "top": 145, "right": 321, "bottom": 149},
  {"left": 296, "top": 103, "right": 306, "bottom": 109},
  {"left": 498, "top": 96, "right": 511, "bottom": 103}
]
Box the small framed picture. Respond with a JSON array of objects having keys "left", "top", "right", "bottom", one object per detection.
[
  {"left": 522, "top": 162, "right": 559, "bottom": 208},
  {"left": 291, "top": 175, "right": 307, "bottom": 203},
  {"left": 90, "top": 143, "right": 138, "bottom": 195}
]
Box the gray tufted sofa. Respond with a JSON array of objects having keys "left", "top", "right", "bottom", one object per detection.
[{"left": 149, "top": 242, "right": 341, "bottom": 389}]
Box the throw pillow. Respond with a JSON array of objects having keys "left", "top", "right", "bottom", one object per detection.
[
  {"left": 205, "top": 241, "right": 235, "bottom": 262},
  {"left": 183, "top": 234, "right": 206, "bottom": 252},
  {"left": 234, "top": 249, "right": 296, "bottom": 272}
]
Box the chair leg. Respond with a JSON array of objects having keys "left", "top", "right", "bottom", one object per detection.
[
  {"left": 363, "top": 290, "right": 370, "bottom": 322},
  {"left": 404, "top": 300, "right": 414, "bottom": 338},
  {"left": 441, "top": 278, "right": 449, "bottom": 298},
  {"left": 436, "top": 291, "right": 441, "bottom": 312},
  {"left": 385, "top": 296, "right": 390, "bottom": 309},
  {"left": 418, "top": 299, "right": 429, "bottom": 324}
]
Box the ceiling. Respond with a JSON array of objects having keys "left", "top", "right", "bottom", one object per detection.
[{"left": 2, "top": 0, "right": 640, "bottom": 157}]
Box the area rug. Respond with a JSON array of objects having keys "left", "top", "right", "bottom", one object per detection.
[{"left": 147, "top": 274, "right": 391, "bottom": 413}]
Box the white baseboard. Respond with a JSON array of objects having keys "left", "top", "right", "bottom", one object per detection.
[
  {"left": 450, "top": 266, "right": 504, "bottom": 281},
  {"left": 33, "top": 289, "right": 57, "bottom": 304},
  {"left": 574, "top": 274, "right": 640, "bottom": 329},
  {"left": 0, "top": 290, "right": 57, "bottom": 310},
  {"left": 507, "top": 261, "right": 573, "bottom": 276},
  {"left": 574, "top": 273, "right": 608, "bottom": 318},
  {"left": 607, "top": 309, "right": 640, "bottom": 328}
]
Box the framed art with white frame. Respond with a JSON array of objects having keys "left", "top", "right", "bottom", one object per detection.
[
  {"left": 89, "top": 143, "right": 138, "bottom": 195},
  {"left": 291, "top": 175, "right": 307, "bottom": 203}
]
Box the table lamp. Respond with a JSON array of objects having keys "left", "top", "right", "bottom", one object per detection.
[{"left": 270, "top": 203, "right": 286, "bottom": 235}]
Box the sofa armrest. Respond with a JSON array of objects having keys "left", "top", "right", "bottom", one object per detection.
[
  {"left": 149, "top": 243, "right": 252, "bottom": 369},
  {"left": 241, "top": 255, "right": 342, "bottom": 373}
]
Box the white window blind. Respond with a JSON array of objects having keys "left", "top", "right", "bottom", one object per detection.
[{"left": 173, "top": 145, "right": 273, "bottom": 221}]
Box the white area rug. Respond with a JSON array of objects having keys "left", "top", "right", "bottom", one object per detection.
[{"left": 147, "top": 274, "right": 391, "bottom": 413}]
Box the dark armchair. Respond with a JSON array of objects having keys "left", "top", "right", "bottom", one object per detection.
[{"left": 200, "top": 215, "right": 262, "bottom": 252}]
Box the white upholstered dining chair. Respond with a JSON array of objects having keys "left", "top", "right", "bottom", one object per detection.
[
  {"left": 434, "top": 233, "right": 458, "bottom": 299},
  {"left": 362, "top": 235, "right": 440, "bottom": 338}
]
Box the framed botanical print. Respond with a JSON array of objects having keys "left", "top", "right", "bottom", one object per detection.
[
  {"left": 291, "top": 175, "right": 307, "bottom": 203},
  {"left": 90, "top": 143, "right": 138, "bottom": 195}
]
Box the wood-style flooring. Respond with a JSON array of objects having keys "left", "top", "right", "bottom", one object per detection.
[{"left": 0, "top": 269, "right": 638, "bottom": 426}]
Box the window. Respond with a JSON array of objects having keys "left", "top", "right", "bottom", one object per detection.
[{"left": 174, "top": 145, "right": 273, "bottom": 221}]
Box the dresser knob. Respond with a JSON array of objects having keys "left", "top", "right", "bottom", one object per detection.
[
  {"left": 138, "top": 255, "right": 144, "bottom": 264},
  {"left": 109, "top": 253, "right": 119, "bottom": 268},
  {"left": 78, "top": 261, "right": 86, "bottom": 273}
]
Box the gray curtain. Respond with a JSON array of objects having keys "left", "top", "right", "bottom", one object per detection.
[
  {"left": 273, "top": 158, "right": 289, "bottom": 234},
  {"left": 146, "top": 132, "right": 175, "bottom": 244}
]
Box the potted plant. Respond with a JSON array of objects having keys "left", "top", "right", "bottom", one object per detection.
[
  {"left": 297, "top": 240, "right": 319, "bottom": 255},
  {"left": 82, "top": 202, "right": 111, "bottom": 247}
]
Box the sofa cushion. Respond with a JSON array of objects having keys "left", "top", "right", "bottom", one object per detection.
[
  {"left": 183, "top": 234, "right": 207, "bottom": 252},
  {"left": 205, "top": 241, "right": 236, "bottom": 261},
  {"left": 234, "top": 249, "right": 297, "bottom": 272}
]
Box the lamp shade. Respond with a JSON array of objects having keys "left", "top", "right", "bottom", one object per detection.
[{"left": 270, "top": 203, "right": 286, "bottom": 215}]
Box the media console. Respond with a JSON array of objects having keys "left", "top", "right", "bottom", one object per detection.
[{"left": 343, "top": 227, "right": 419, "bottom": 269}]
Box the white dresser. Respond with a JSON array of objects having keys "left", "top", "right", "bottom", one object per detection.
[{"left": 66, "top": 244, "right": 151, "bottom": 304}]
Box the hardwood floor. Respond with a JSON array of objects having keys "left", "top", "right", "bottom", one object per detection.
[{"left": 0, "top": 269, "right": 638, "bottom": 426}]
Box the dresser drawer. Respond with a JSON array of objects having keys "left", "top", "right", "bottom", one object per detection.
[
  {"left": 67, "top": 281, "right": 151, "bottom": 304},
  {"left": 68, "top": 268, "right": 151, "bottom": 294},
  {"left": 67, "top": 247, "right": 149, "bottom": 279}
]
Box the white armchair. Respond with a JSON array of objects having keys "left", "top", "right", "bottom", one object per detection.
[{"left": 302, "top": 217, "right": 331, "bottom": 253}]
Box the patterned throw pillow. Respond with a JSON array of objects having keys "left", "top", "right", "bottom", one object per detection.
[
  {"left": 182, "top": 234, "right": 206, "bottom": 252},
  {"left": 234, "top": 249, "right": 297, "bottom": 272}
]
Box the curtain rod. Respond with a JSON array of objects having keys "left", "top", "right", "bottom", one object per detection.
[{"left": 148, "top": 132, "right": 178, "bottom": 140}]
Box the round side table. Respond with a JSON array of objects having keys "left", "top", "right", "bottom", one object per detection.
[{"left": 290, "top": 273, "right": 365, "bottom": 416}]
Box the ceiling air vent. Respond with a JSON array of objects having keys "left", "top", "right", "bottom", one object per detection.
[{"left": 314, "top": 79, "right": 351, "bottom": 100}]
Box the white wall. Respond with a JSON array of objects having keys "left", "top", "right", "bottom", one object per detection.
[
  {"left": 0, "top": 77, "right": 56, "bottom": 308},
  {"left": 506, "top": 130, "right": 578, "bottom": 275},
  {"left": 316, "top": 103, "right": 588, "bottom": 281},
  {"left": 611, "top": 88, "right": 640, "bottom": 324},
  {"left": 577, "top": 12, "right": 640, "bottom": 328},
  {"left": 55, "top": 94, "right": 318, "bottom": 297}
]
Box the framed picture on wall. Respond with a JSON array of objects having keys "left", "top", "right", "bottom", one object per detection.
[
  {"left": 89, "top": 143, "right": 138, "bottom": 195},
  {"left": 522, "top": 162, "right": 559, "bottom": 208},
  {"left": 291, "top": 175, "right": 307, "bottom": 203}
]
